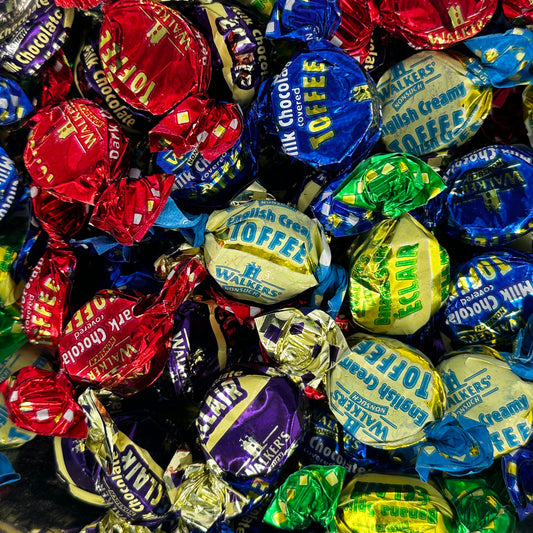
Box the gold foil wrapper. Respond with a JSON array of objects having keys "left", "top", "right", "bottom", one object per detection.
[
  {"left": 349, "top": 213, "right": 450, "bottom": 335},
  {"left": 327, "top": 334, "right": 446, "bottom": 449},
  {"left": 335, "top": 473, "right": 455, "bottom": 533},
  {"left": 438, "top": 346, "right": 533, "bottom": 457}
]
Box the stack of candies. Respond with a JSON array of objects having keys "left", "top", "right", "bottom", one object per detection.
[{"left": 4, "top": 0, "right": 533, "bottom": 531}]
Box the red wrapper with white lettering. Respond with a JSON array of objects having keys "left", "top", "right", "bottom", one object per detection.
[
  {"left": 0, "top": 367, "right": 87, "bottom": 439},
  {"left": 90, "top": 172, "right": 175, "bottom": 246},
  {"left": 100, "top": 0, "right": 211, "bottom": 116},
  {"left": 59, "top": 257, "right": 208, "bottom": 395},
  {"left": 149, "top": 95, "right": 243, "bottom": 162},
  {"left": 23, "top": 99, "right": 130, "bottom": 205},
  {"left": 378, "top": 0, "right": 497, "bottom": 49}
]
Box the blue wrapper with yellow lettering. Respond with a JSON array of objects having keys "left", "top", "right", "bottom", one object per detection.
[
  {"left": 440, "top": 249, "right": 533, "bottom": 348},
  {"left": 444, "top": 145, "right": 533, "bottom": 246},
  {"left": 155, "top": 114, "right": 259, "bottom": 212},
  {"left": 503, "top": 437, "right": 533, "bottom": 520},
  {"left": 257, "top": 40, "right": 381, "bottom": 170},
  {"left": 0, "top": 77, "right": 33, "bottom": 125}
]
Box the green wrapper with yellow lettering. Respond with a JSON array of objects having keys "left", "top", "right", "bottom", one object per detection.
[
  {"left": 334, "top": 153, "right": 446, "bottom": 218},
  {"left": 349, "top": 213, "right": 450, "bottom": 335},
  {"left": 263, "top": 465, "right": 346, "bottom": 531},
  {"left": 335, "top": 473, "right": 455, "bottom": 533}
]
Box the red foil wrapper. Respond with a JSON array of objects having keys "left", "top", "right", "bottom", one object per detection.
[
  {"left": 59, "top": 257, "right": 208, "bottom": 395},
  {"left": 90, "top": 172, "right": 175, "bottom": 245},
  {"left": 503, "top": 0, "right": 533, "bottom": 23},
  {"left": 332, "top": 0, "right": 379, "bottom": 62},
  {"left": 379, "top": 0, "right": 497, "bottom": 49},
  {"left": 149, "top": 96, "right": 243, "bottom": 162},
  {"left": 0, "top": 367, "right": 87, "bottom": 438},
  {"left": 24, "top": 99, "right": 130, "bottom": 205},
  {"left": 22, "top": 246, "right": 77, "bottom": 347},
  {"left": 100, "top": 0, "right": 212, "bottom": 116},
  {"left": 38, "top": 50, "right": 74, "bottom": 108},
  {"left": 54, "top": 0, "right": 102, "bottom": 8}
]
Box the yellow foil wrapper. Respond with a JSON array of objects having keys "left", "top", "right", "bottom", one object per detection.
[
  {"left": 204, "top": 199, "right": 326, "bottom": 305},
  {"left": 327, "top": 334, "right": 446, "bottom": 449},
  {"left": 438, "top": 346, "right": 533, "bottom": 457},
  {"left": 0, "top": 343, "right": 51, "bottom": 449},
  {"left": 377, "top": 50, "right": 492, "bottom": 156},
  {"left": 349, "top": 213, "right": 450, "bottom": 335},
  {"left": 0, "top": 245, "right": 24, "bottom": 307},
  {"left": 335, "top": 473, "right": 455, "bottom": 533}
]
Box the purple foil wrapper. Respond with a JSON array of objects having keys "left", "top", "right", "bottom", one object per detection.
[
  {"left": 0, "top": 0, "right": 44, "bottom": 43},
  {"left": 192, "top": 1, "right": 269, "bottom": 107},
  {"left": 197, "top": 365, "right": 308, "bottom": 477},
  {"left": 74, "top": 29, "right": 154, "bottom": 134},
  {"left": 0, "top": 2, "right": 74, "bottom": 76},
  {"left": 168, "top": 299, "right": 256, "bottom": 404}
]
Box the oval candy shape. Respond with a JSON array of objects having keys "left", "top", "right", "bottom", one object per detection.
[
  {"left": 377, "top": 50, "right": 492, "bottom": 156},
  {"left": 327, "top": 334, "right": 446, "bottom": 449},
  {"left": 100, "top": 0, "right": 211, "bottom": 115},
  {"left": 197, "top": 366, "right": 307, "bottom": 477}
]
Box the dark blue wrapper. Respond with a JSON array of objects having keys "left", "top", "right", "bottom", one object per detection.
[
  {"left": 155, "top": 113, "right": 259, "bottom": 212},
  {"left": 0, "top": 146, "right": 22, "bottom": 224},
  {"left": 444, "top": 145, "right": 533, "bottom": 246},
  {"left": 503, "top": 437, "right": 533, "bottom": 520},
  {"left": 265, "top": 0, "right": 340, "bottom": 42},
  {"left": 0, "top": 77, "right": 33, "bottom": 124},
  {"left": 257, "top": 40, "right": 381, "bottom": 171},
  {"left": 440, "top": 249, "right": 533, "bottom": 348}
]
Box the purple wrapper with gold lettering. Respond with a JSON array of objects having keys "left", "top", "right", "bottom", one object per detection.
[{"left": 197, "top": 365, "right": 308, "bottom": 477}]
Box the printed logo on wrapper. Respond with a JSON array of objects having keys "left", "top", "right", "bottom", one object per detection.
[
  {"left": 437, "top": 347, "right": 533, "bottom": 456},
  {"left": 197, "top": 367, "right": 307, "bottom": 477},
  {"left": 204, "top": 200, "right": 328, "bottom": 304},
  {"left": 327, "top": 335, "right": 445, "bottom": 449},
  {"left": 377, "top": 51, "right": 491, "bottom": 156}
]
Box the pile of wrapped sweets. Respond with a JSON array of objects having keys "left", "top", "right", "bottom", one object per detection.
[{"left": 3, "top": 0, "right": 533, "bottom": 532}]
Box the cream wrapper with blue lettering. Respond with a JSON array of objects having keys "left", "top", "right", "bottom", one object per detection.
[
  {"left": 437, "top": 346, "right": 533, "bottom": 457},
  {"left": 203, "top": 199, "right": 329, "bottom": 305},
  {"left": 327, "top": 334, "right": 446, "bottom": 449},
  {"left": 378, "top": 50, "right": 492, "bottom": 156}
]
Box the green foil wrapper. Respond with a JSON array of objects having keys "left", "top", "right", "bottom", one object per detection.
[
  {"left": 334, "top": 153, "right": 446, "bottom": 218},
  {"left": 263, "top": 465, "right": 346, "bottom": 531},
  {"left": 438, "top": 477, "right": 516, "bottom": 533}
]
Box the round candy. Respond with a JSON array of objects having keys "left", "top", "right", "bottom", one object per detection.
[
  {"left": 348, "top": 213, "right": 450, "bottom": 335},
  {"left": 438, "top": 346, "right": 533, "bottom": 456},
  {"left": 267, "top": 42, "right": 381, "bottom": 169},
  {"left": 377, "top": 50, "right": 492, "bottom": 156},
  {"left": 100, "top": 0, "right": 211, "bottom": 115},
  {"left": 24, "top": 99, "right": 130, "bottom": 205},
  {"left": 197, "top": 365, "right": 307, "bottom": 477},
  {"left": 379, "top": 0, "right": 497, "bottom": 49},
  {"left": 440, "top": 249, "right": 533, "bottom": 347},
  {"left": 203, "top": 199, "right": 330, "bottom": 305},
  {"left": 444, "top": 145, "right": 533, "bottom": 246},
  {"left": 327, "top": 334, "right": 446, "bottom": 449}
]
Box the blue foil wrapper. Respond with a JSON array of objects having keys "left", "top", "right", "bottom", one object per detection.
[
  {"left": 501, "top": 313, "right": 533, "bottom": 380},
  {"left": 464, "top": 28, "right": 533, "bottom": 88},
  {"left": 265, "top": 0, "right": 340, "bottom": 42},
  {"left": 0, "top": 451, "right": 20, "bottom": 486},
  {"left": 155, "top": 115, "right": 259, "bottom": 212},
  {"left": 441, "top": 249, "right": 533, "bottom": 347},
  {"left": 503, "top": 438, "right": 533, "bottom": 520},
  {"left": 0, "top": 77, "right": 33, "bottom": 125},
  {"left": 415, "top": 413, "right": 494, "bottom": 482},
  {"left": 0, "top": 146, "right": 21, "bottom": 224},
  {"left": 444, "top": 145, "right": 533, "bottom": 246},
  {"left": 258, "top": 41, "right": 381, "bottom": 170}
]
